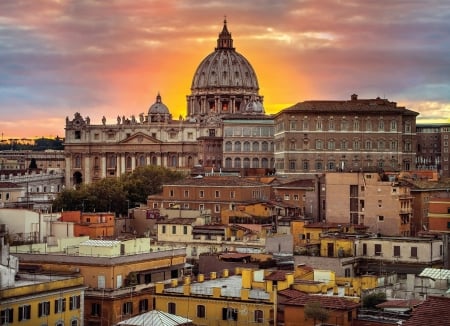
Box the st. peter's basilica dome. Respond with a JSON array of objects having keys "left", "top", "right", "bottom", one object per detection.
[{"left": 187, "top": 19, "right": 264, "bottom": 119}]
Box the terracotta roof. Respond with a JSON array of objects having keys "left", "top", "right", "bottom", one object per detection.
[
  {"left": 274, "top": 179, "right": 315, "bottom": 189},
  {"left": 164, "top": 176, "right": 268, "bottom": 187},
  {"left": 156, "top": 218, "right": 196, "bottom": 225},
  {"left": 278, "top": 288, "right": 305, "bottom": 299},
  {"left": 403, "top": 296, "right": 450, "bottom": 326},
  {"left": 219, "top": 253, "right": 251, "bottom": 260},
  {"left": 285, "top": 293, "right": 360, "bottom": 310},
  {"left": 376, "top": 299, "right": 423, "bottom": 309},
  {"left": 264, "top": 270, "right": 288, "bottom": 281},
  {"left": 279, "top": 98, "right": 418, "bottom": 116},
  {"left": 0, "top": 182, "right": 22, "bottom": 188}
]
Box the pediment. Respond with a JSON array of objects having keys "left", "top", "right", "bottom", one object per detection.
[{"left": 119, "top": 132, "right": 162, "bottom": 144}]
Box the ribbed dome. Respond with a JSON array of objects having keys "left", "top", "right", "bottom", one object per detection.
[
  {"left": 191, "top": 20, "right": 259, "bottom": 92},
  {"left": 187, "top": 19, "right": 264, "bottom": 119}
]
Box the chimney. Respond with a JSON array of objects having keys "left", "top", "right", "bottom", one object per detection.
[
  {"left": 212, "top": 287, "right": 221, "bottom": 298},
  {"left": 210, "top": 271, "right": 217, "bottom": 280},
  {"left": 222, "top": 269, "right": 229, "bottom": 278},
  {"left": 197, "top": 274, "right": 204, "bottom": 282},
  {"left": 242, "top": 269, "right": 253, "bottom": 289},
  {"left": 183, "top": 276, "right": 191, "bottom": 285},
  {"left": 171, "top": 279, "right": 178, "bottom": 287},
  {"left": 156, "top": 282, "right": 164, "bottom": 294}
]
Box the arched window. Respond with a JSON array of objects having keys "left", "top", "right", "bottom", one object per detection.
[
  {"left": 126, "top": 156, "right": 132, "bottom": 169},
  {"left": 151, "top": 156, "right": 157, "bottom": 165},
  {"left": 252, "top": 142, "right": 259, "bottom": 152},
  {"left": 261, "top": 158, "right": 268, "bottom": 168},
  {"left": 252, "top": 158, "right": 259, "bottom": 168},
  {"left": 225, "top": 158, "right": 232, "bottom": 168},
  {"left": 139, "top": 155, "right": 145, "bottom": 166},
  {"left": 225, "top": 141, "right": 232, "bottom": 152},
  {"left": 254, "top": 310, "right": 264, "bottom": 323},
  {"left": 243, "top": 141, "right": 250, "bottom": 152},
  {"left": 234, "top": 158, "right": 241, "bottom": 168},
  {"left": 108, "top": 155, "right": 116, "bottom": 169},
  {"left": 261, "top": 141, "right": 268, "bottom": 151},
  {"left": 243, "top": 157, "right": 250, "bottom": 168},
  {"left": 235, "top": 141, "right": 241, "bottom": 152},
  {"left": 74, "top": 155, "right": 81, "bottom": 168}
]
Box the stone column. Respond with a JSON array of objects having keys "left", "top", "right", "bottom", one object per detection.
[{"left": 101, "top": 155, "right": 107, "bottom": 178}]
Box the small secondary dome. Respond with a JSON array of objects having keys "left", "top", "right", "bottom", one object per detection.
[
  {"left": 148, "top": 93, "right": 169, "bottom": 115},
  {"left": 148, "top": 93, "right": 171, "bottom": 122}
]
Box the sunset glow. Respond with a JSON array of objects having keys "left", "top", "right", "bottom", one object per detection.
[{"left": 1, "top": 0, "right": 450, "bottom": 139}]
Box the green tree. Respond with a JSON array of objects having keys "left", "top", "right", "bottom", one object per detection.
[
  {"left": 304, "top": 301, "right": 329, "bottom": 325},
  {"left": 52, "top": 166, "right": 185, "bottom": 215},
  {"left": 362, "top": 291, "right": 387, "bottom": 309},
  {"left": 121, "top": 165, "right": 185, "bottom": 204}
]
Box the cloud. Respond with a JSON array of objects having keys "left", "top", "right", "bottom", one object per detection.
[{"left": 1, "top": 0, "right": 450, "bottom": 137}]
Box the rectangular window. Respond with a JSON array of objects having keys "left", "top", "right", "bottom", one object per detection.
[
  {"left": 187, "top": 132, "right": 193, "bottom": 139},
  {"left": 199, "top": 190, "right": 204, "bottom": 198},
  {"left": 230, "top": 191, "right": 235, "bottom": 199},
  {"left": 183, "top": 226, "right": 188, "bottom": 235},
  {"left": 1, "top": 308, "right": 13, "bottom": 324},
  {"left": 289, "top": 160, "right": 296, "bottom": 170},
  {"left": 54, "top": 298, "right": 66, "bottom": 313},
  {"left": 222, "top": 307, "right": 238, "bottom": 321},
  {"left": 378, "top": 215, "right": 384, "bottom": 222},
  {"left": 69, "top": 295, "right": 81, "bottom": 310},
  {"left": 91, "top": 303, "right": 101, "bottom": 316},
  {"left": 172, "top": 225, "right": 176, "bottom": 234},
  {"left": 197, "top": 305, "right": 206, "bottom": 318},
  {"left": 254, "top": 310, "right": 264, "bottom": 323},
  {"left": 374, "top": 244, "right": 382, "bottom": 256},
  {"left": 122, "top": 302, "right": 133, "bottom": 315},
  {"left": 393, "top": 246, "right": 401, "bottom": 257},
  {"left": 302, "top": 160, "right": 309, "bottom": 170},
  {"left": 411, "top": 247, "right": 418, "bottom": 258},
  {"left": 168, "top": 302, "right": 176, "bottom": 315},
  {"left": 215, "top": 190, "right": 220, "bottom": 198},
  {"left": 362, "top": 243, "right": 367, "bottom": 256},
  {"left": 18, "top": 305, "right": 31, "bottom": 321},
  {"left": 162, "top": 225, "right": 166, "bottom": 234},
  {"left": 215, "top": 204, "right": 220, "bottom": 213},
  {"left": 184, "top": 190, "right": 189, "bottom": 198},
  {"left": 139, "top": 299, "right": 149, "bottom": 312},
  {"left": 169, "top": 189, "right": 174, "bottom": 197}
]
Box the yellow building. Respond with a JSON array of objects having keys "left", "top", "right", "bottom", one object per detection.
[
  {"left": 0, "top": 274, "right": 85, "bottom": 326},
  {"left": 13, "top": 238, "right": 187, "bottom": 326},
  {"left": 154, "top": 268, "right": 293, "bottom": 326}
]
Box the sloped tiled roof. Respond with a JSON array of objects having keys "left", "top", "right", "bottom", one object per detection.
[
  {"left": 164, "top": 176, "right": 268, "bottom": 187},
  {"left": 264, "top": 270, "right": 288, "bottom": 281},
  {"left": 285, "top": 292, "right": 360, "bottom": 310},
  {"left": 117, "top": 310, "right": 192, "bottom": 326},
  {"left": 376, "top": 299, "right": 423, "bottom": 309},
  {"left": 403, "top": 296, "right": 450, "bottom": 326}
]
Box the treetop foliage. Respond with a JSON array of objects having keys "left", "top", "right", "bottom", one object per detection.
[{"left": 53, "top": 165, "right": 185, "bottom": 215}]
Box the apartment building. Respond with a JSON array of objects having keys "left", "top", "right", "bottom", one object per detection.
[
  {"left": 322, "top": 172, "right": 413, "bottom": 236},
  {"left": 60, "top": 211, "right": 116, "bottom": 239},
  {"left": 274, "top": 94, "right": 418, "bottom": 175},
  {"left": 147, "top": 176, "right": 272, "bottom": 221},
  {"left": 12, "top": 238, "right": 187, "bottom": 326},
  {"left": 0, "top": 225, "right": 85, "bottom": 326}
]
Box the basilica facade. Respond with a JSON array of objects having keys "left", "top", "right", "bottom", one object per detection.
[
  {"left": 64, "top": 20, "right": 273, "bottom": 188},
  {"left": 64, "top": 20, "right": 426, "bottom": 189}
]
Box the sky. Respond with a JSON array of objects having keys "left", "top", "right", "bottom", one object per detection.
[{"left": 1, "top": 0, "right": 450, "bottom": 140}]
